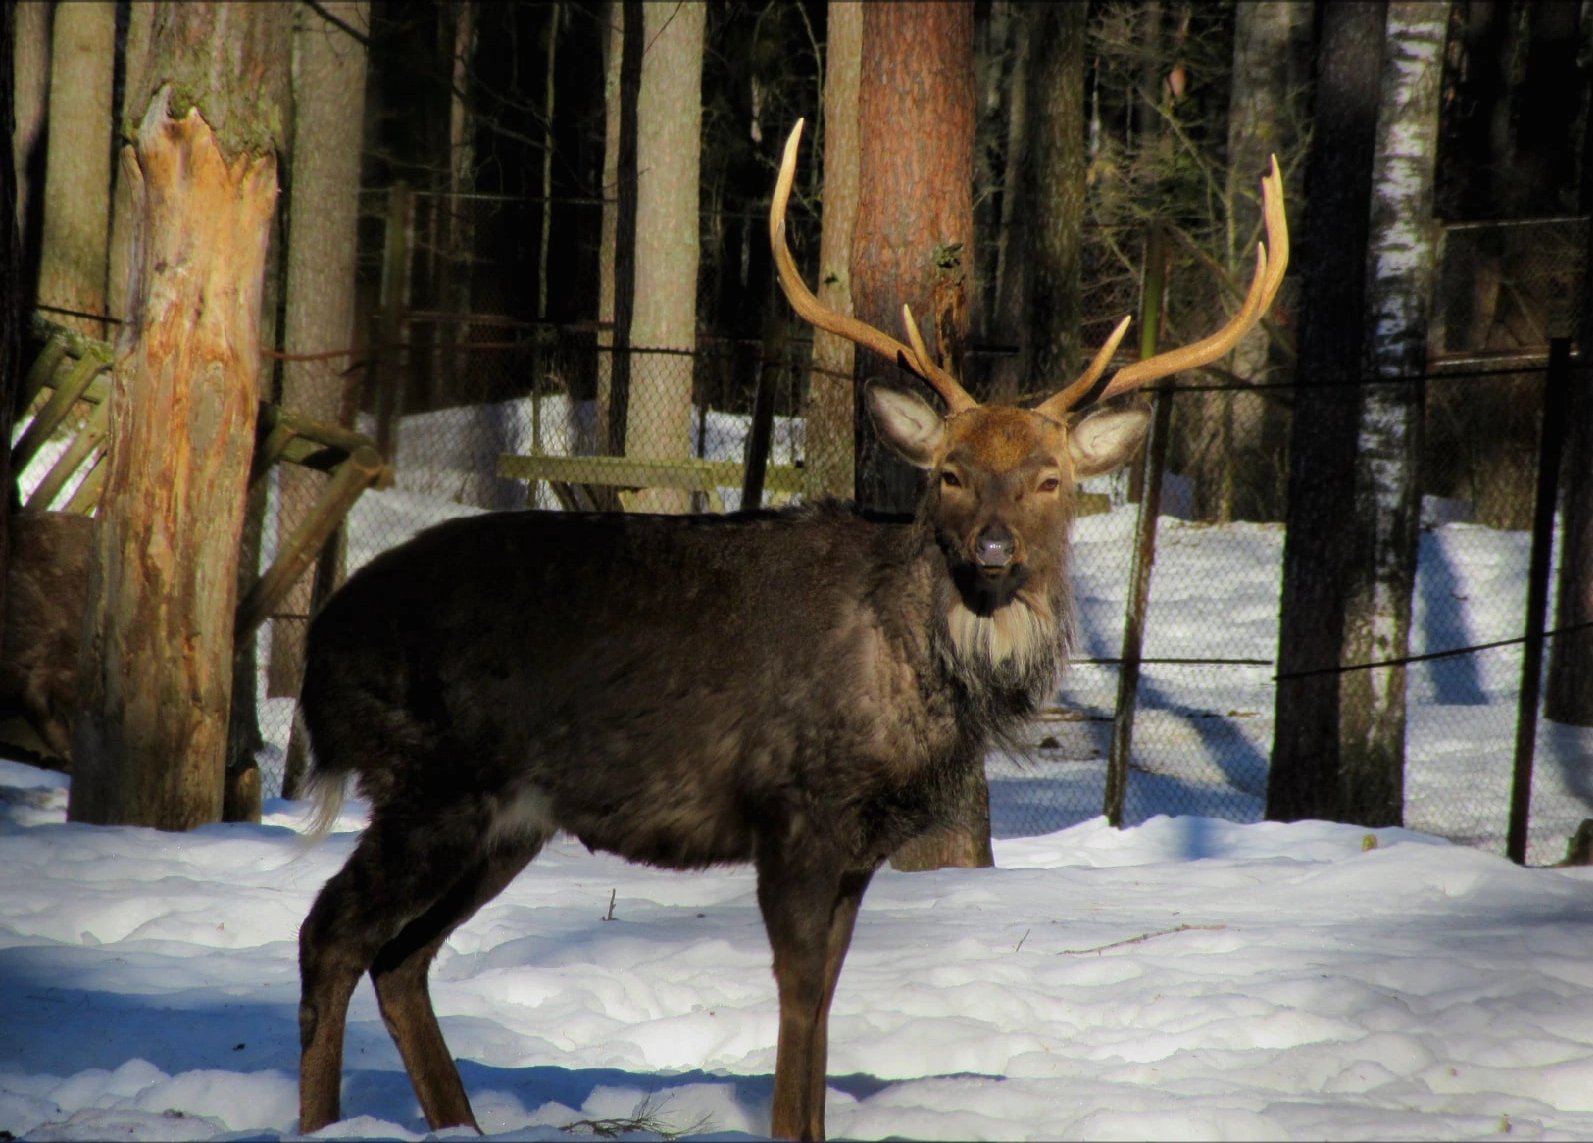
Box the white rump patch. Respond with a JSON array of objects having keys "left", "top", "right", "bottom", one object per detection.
[{"left": 944, "top": 594, "right": 1058, "bottom": 677}]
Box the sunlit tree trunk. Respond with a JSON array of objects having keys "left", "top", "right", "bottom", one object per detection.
[
  {"left": 848, "top": 1, "right": 987, "bottom": 871},
  {"left": 37, "top": 0, "right": 115, "bottom": 338},
  {"left": 269, "top": 0, "right": 371, "bottom": 702},
  {"left": 803, "top": 0, "right": 860, "bottom": 501},
  {"left": 68, "top": 2, "right": 291, "bottom": 832},
  {"left": 852, "top": 0, "right": 976, "bottom": 516},
  {"left": 624, "top": 0, "right": 704, "bottom": 514}
]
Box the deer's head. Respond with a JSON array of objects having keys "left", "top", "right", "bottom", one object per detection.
[{"left": 771, "top": 118, "right": 1288, "bottom": 629}]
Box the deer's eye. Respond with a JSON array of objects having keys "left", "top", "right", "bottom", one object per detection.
[
  {"left": 940, "top": 470, "right": 962, "bottom": 489},
  {"left": 1038, "top": 476, "right": 1061, "bottom": 493}
]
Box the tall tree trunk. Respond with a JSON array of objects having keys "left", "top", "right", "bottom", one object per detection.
[
  {"left": 1023, "top": 2, "right": 1087, "bottom": 395},
  {"left": 11, "top": 0, "right": 49, "bottom": 280},
  {"left": 852, "top": 0, "right": 976, "bottom": 516},
  {"left": 269, "top": 0, "right": 371, "bottom": 701},
  {"left": 1269, "top": 0, "right": 1385, "bottom": 824},
  {"left": 37, "top": 0, "right": 115, "bottom": 339},
  {"left": 2, "top": 0, "right": 20, "bottom": 644},
  {"left": 848, "top": 1, "right": 987, "bottom": 870},
  {"left": 68, "top": 2, "right": 291, "bottom": 832},
  {"left": 803, "top": 0, "right": 860, "bottom": 501},
  {"left": 984, "top": 2, "right": 1030, "bottom": 403},
  {"left": 1339, "top": 0, "right": 1444, "bottom": 826},
  {"left": 624, "top": 0, "right": 704, "bottom": 515},
  {"left": 1182, "top": 0, "right": 1309, "bottom": 523},
  {"left": 1545, "top": 24, "right": 1593, "bottom": 727},
  {"left": 107, "top": 1, "right": 155, "bottom": 325}
]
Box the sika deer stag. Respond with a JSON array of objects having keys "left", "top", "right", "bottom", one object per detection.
[{"left": 296, "top": 120, "right": 1287, "bottom": 1141}]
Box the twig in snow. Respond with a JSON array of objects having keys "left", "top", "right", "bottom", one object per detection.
[{"left": 1062, "top": 922, "right": 1227, "bottom": 956}]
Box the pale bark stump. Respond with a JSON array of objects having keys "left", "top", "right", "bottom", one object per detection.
[{"left": 68, "top": 89, "right": 276, "bottom": 830}]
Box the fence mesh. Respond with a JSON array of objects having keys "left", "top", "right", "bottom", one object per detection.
[{"left": 17, "top": 195, "right": 1590, "bottom": 867}]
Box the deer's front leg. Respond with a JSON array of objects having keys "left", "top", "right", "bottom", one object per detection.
[{"left": 757, "top": 849, "right": 846, "bottom": 1141}]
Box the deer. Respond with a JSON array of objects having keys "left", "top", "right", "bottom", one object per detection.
[{"left": 295, "top": 119, "right": 1287, "bottom": 1141}]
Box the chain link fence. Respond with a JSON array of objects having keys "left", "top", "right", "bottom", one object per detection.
[{"left": 227, "top": 198, "right": 1590, "bottom": 867}]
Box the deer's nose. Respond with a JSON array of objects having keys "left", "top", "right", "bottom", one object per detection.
[{"left": 974, "top": 524, "right": 1016, "bottom": 568}]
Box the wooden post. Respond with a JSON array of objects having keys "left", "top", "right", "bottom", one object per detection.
[
  {"left": 1104, "top": 225, "right": 1170, "bottom": 828},
  {"left": 1507, "top": 338, "right": 1572, "bottom": 863}
]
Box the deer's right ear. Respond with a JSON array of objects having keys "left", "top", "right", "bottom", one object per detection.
[{"left": 865, "top": 383, "right": 946, "bottom": 469}]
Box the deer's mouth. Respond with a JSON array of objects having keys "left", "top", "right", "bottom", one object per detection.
[{"left": 951, "top": 559, "right": 1029, "bottom": 616}]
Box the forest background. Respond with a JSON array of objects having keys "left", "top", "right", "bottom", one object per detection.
[{"left": 4, "top": 1, "right": 1593, "bottom": 856}]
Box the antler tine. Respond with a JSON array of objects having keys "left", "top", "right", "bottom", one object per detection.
[
  {"left": 771, "top": 121, "right": 932, "bottom": 386},
  {"left": 1055, "top": 154, "right": 1290, "bottom": 413},
  {"left": 1036, "top": 315, "right": 1134, "bottom": 420},
  {"left": 901, "top": 305, "right": 978, "bottom": 414}
]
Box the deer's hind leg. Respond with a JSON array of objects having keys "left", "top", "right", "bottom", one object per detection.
[{"left": 298, "top": 797, "right": 543, "bottom": 1133}]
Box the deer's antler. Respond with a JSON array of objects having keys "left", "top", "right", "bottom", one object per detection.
[
  {"left": 770, "top": 119, "right": 978, "bottom": 415},
  {"left": 1037, "top": 154, "right": 1289, "bottom": 419}
]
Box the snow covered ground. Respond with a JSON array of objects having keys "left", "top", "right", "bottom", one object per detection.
[
  {"left": 6, "top": 759, "right": 1593, "bottom": 1141},
  {"left": 7, "top": 395, "right": 1593, "bottom": 1139}
]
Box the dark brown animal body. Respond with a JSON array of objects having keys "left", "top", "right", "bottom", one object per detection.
[
  {"left": 0, "top": 511, "right": 92, "bottom": 764},
  {"left": 296, "top": 120, "right": 1287, "bottom": 1140}
]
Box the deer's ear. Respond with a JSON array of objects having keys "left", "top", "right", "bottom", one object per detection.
[
  {"left": 1069, "top": 406, "right": 1150, "bottom": 478},
  {"left": 865, "top": 383, "right": 946, "bottom": 469}
]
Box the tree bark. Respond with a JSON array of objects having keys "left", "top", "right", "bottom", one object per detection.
[
  {"left": 1180, "top": 0, "right": 1309, "bottom": 523},
  {"left": 37, "top": 0, "right": 115, "bottom": 339},
  {"left": 1, "top": 0, "right": 20, "bottom": 645},
  {"left": 1269, "top": 0, "right": 1385, "bottom": 824},
  {"left": 68, "top": 1, "right": 290, "bottom": 831},
  {"left": 1545, "top": 14, "right": 1593, "bottom": 726},
  {"left": 11, "top": 0, "right": 49, "bottom": 272},
  {"left": 848, "top": 1, "right": 988, "bottom": 870},
  {"left": 852, "top": 0, "right": 976, "bottom": 515},
  {"left": 1023, "top": 2, "right": 1087, "bottom": 396},
  {"left": 624, "top": 0, "right": 704, "bottom": 515},
  {"left": 803, "top": 0, "right": 860, "bottom": 502},
  {"left": 269, "top": 0, "right": 371, "bottom": 700},
  {"left": 1339, "top": 0, "right": 1444, "bottom": 826}
]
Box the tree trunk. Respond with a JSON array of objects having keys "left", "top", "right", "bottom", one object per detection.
[
  {"left": 1023, "top": 2, "right": 1086, "bottom": 396},
  {"left": 848, "top": 1, "right": 988, "bottom": 871},
  {"left": 984, "top": 2, "right": 1030, "bottom": 403},
  {"left": 269, "top": 0, "right": 371, "bottom": 700},
  {"left": 1338, "top": 1, "right": 1444, "bottom": 826},
  {"left": 2, "top": 0, "right": 20, "bottom": 644},
  {"left": 11, "top": 0, "right": 49, "bottom": 273},
  {"left": 37, "top": 0, "right": 115, "bottom": 339},
  {"left": 1545, "top": 23, "right": 1593, "bottom": 727},
  {"left": 803, "top": 0, "right": 860, "bottom": 501},
  {"left": 623, "top": 0, "right": 703, "bottom": 515},
  {"left": 1181, "top": 0, "right": 1309, "bottom": 523},
  {"left": 1268, "top": 0, "right": 1385, "bottom": 824},
  {"left": 107, "top": 1, "right": 155, "bottom": 325},
  {"left": 68, "top": 2, "right": 290, "bottom": 831},
  {"left": 852, "top": 0, "right": 976, "bottom": 515}
]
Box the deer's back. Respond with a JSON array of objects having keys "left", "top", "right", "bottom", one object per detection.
[{"left": 301, "top": 504, "right": 979, "bottom": 868}]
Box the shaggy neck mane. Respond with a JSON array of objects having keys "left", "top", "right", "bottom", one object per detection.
[{"left": 933, "top": 564, "right": 1075, "bottom": 714}]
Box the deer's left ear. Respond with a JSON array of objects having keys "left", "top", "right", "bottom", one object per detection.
[{"left": 1069, "top": 406, "right": 1150, "bottom": 478}]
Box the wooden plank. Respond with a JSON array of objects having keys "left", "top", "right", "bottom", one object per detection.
[{"left": 497, "top": 452, "right": 804, "bottom": 497}]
